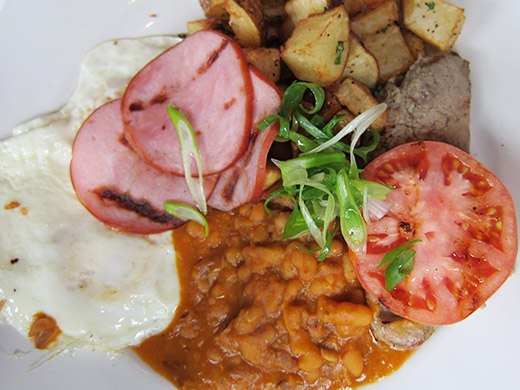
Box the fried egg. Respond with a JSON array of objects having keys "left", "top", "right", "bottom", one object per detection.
[{"left": 0, "top": 36, "right": 182, "bottom": 350}]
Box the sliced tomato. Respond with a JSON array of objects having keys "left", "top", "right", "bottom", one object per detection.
[{"left": 353, "top": 141, "right": 517, "bottom": 325}]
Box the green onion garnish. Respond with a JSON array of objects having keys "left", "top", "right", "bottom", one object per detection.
[
  {"left": 263, "top": 82, "right": 392, "bottom": 257},
  {"left": 164, "top": 201, "right": 209, "bottom": 236},
  {"left": 167, "top": 104, "right": 207, "bottom": 214},
  {"left": 378, "top": 239, "right": 422, "bottom": 291}
]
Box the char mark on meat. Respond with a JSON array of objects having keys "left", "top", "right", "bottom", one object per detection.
[
  {"left": 221, "top": 170, "right": 241, "bottom": 201},
  {"left": 198, "top": 39, "right": 229, "bottom": 75},
  {"left": 95, "top": 187, "right": 175, "bottom": 224},
  {"left": 151, "top": 92, "right": 168, "bottom": 105},
  {"left": 129, "top": 101, "right": 145, "bottom": 112}
]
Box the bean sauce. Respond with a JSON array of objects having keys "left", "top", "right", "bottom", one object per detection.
[{"left": 134, "top": 202, "right": 411, "bottom": 389}]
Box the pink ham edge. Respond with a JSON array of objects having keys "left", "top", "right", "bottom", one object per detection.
[
  {"left": 121, "top": 30, "right": 254, "bottom": 177},
  {"left": 70, "top": 99, "right": 218, "bottom": 235},
  {"left": 208, "top": 66, "right": 282, "bottom": 211}
]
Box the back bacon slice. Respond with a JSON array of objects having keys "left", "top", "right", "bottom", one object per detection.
[
  {"left": 122, "top": 30, "right": 254, "bottom": 177},
  {"left": 208, "top": 67, "right": 281, "bottom": 211},
  {"left": 70, "top": 100, "right": 217, "bottom": 234}
]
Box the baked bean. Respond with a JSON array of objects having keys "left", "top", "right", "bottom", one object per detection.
[
  {"left": 342, "top": 346, "right": 364, "bottom": 378},
  {"left": 249, "top": 202, "right": 266, "bottom": 223},
  {"left": 207, "top": 346, "right": 223, "bottom": 364},
  {"left": 321, "top": 347, "right": 341, "bottom": 362},
  {"left": 283, "top": 278, "right": 303, "bottom": 303},
  {"left": 298, "top": 346, "right": 323, "bottom": 372},
  {"left": 234, "top": 305, "right": 264, "bottom": 335},
  {"left": 224, "top": 247, "right": 243, "bottom": 267},
  {"left": 328, "top": 239, "right": 344, "bottom": 257},
  {"left": 250, "top": 224, "right": 270, "bottom": 243},
  {"left": 318, "top": 296, "right": 373, "bottom": 327},
  {"left": 342, "top": 252, "right": 358, "bottom": 283},
  {"left": 186, "top": 220, "right": 206, "bottom": 239},
  {"left": 289, "top": 248, "right": 317, "bottom": 282}
]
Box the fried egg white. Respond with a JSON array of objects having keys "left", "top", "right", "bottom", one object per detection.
[{"left": 0, "top": 36, "right": 182, "bottom": 350}]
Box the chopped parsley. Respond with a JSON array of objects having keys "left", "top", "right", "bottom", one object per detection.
[
  {"left": 334, "top": 41, "right": 345, "bottom": 65},
  {"left": 425, "top": 2, "right": 435, "bottom": 10}
]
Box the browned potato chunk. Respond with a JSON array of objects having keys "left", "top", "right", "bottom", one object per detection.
[
  {"left": 224, "top": 0, "right": 265, "bottom": 48},
  {"left": 402, "top": 30, "right": 426, "bottom": 60},
  {"left": 341, "top": 35, "right": 379, "bottom": 89},
  {"left": 262, "top": 0, "right": 287, "bottom": 19},
  {"left": 402, "top": 0, "right": 465, "bottom": 51},
  {"left": 361, "top": 23, "right": 415, "bottom": 83},
  {"left": 281, "top": 5, "right": 350, "bottom": 86},
  {"left": 343, "top": 0, "right": 390, "bottom": 16},
  {"left": 187, "top": 18, "right": 219, "bottom": 34},
  {"left": 244, "top": 47, "right": 281, "bottom": 83},
  {"left": 334, "top": 77, "right": 388, "bottom": 130},
  {"left": 350, "top": 0, "right": 399, "bottom": 39},
  {"left": 200, "top": 0, "right": 227, "bottom": 18},
  {"left": 285, "top": 0, "right": 331, "bottom": 25}
]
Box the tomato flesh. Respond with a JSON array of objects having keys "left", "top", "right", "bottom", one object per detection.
[{"left": 354, "top": 141, "right": 517, "bottom": 325}]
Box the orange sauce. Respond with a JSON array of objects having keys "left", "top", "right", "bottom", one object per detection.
[{"left": 134, "top": 203, "right": 412, "bottom": 389}]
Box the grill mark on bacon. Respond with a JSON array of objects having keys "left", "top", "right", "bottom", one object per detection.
[
  {"left": 197, "top": 39, "right": 229, "bottom": 75},
  {"left": 151, "top": 92, "right": 167, "bottom": 105},
  {"left": 129, "top": 101, "right": 145, "bottom": 112},
  {"left": 223, "top": 97, "right": 236, "bottom": 110},
  {"left": 221, "top": 170, "right": 240, "bottom": 201},
  {"left": 95, "top": 187, "right": 175, "bottom": 224},
  {"left": 119, "top": 133, "right": 130, "bottom": 147}
]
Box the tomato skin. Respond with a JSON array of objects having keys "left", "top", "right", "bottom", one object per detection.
[{"left": 354, "top": 141, "right": 517, "bottom": 325}]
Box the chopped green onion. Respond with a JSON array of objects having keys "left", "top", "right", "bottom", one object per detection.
[
  {"left": 261, "top": 82, "right": 392, "bottom": 257},
  {"left": 378, "top": 239, "right": 422, "bottom": 291},
  {"left": 299, "top": 186, "right": 326, "bottom": 248},
  {"left": 282, "top": 207, "right": 310, "bottom": 240},
  {"left": 335, "top": 41, "right": 345, "bottom": 65},
  {"left": 164, "top": 201, "right": 209, "bottom": 236},
  {"left": 167, "top": 104, "right": 207, "bottom": 214},
  {"left": 336, "top": 170, "right": 367, "bottom": 252},
  {"left": 302, "top": 103, "right": 387, "bottom": 156}
]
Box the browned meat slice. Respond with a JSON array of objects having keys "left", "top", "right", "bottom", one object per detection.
[
  {"left": 122, "top": 30, "right": 254, "bottom": 177},
  {"left": 71, "top": 100, "right": 217, "bottom": 234},
  {"left": 375, "top": 52, "right": 471, "bottom": 155},
  {"left": 208, "top": 66, "right": 281, "bottom": 211}
]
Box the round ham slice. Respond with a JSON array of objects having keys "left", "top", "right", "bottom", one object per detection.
[
  {"left": 70, "top": 99, "right": 217, "bottom": 234},
  {"left": 121, "top": 30, "right": 254, "bottom": 176},
  {"left": 208, "top": 67, "right": 282, "bottom": 211}
]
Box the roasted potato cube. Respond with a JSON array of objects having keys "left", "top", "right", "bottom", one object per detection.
[
  {"left": 350, "top": 0, "right": 399, "bottom": 39},
  {"left": 262, "top": 0, "right": 287, "bottom": 19},
  {"left": 402, "top": 30, "right": 426, "bottom": 60},
  {"left": 224, "top": 0, "right": 265, "bottom": 47},
  {"left": 334, "top": 77, "right": 388, "bottom": 130},
  {"left": 187, "top": 18, "right": 219, "bottom": 34},
  {"left": 402, "top": 0, "right": 465, "bottom": 51},
  {"left": 263, "top": 162, "right": 282, "bottom": 191},
  {"left": 244, "top": 47, "right": 281, "bottom": 83},
  {"left": 200, "top": 0, "right": 227, "bottom": 18},
  {"left": 281, "top": 5, "right": 350, "bottom": 86},
  {"left": 343, "top": 0, "right": 391, "bottom": 17},
  {"left": 361, "top": 23, "right": 415, "bottom": 82},
  {"left": 285, "top": 0, "right": 331, "bottom": 25},
  {"left": 342, "top": 34, "right": 379, "bottom": 89}
]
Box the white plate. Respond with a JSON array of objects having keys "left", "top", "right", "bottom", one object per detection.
[{"left": 1, "top": 0, "right": 519, "bottom": 389}]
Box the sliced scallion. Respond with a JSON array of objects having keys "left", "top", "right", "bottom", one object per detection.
[
  {"left": 164, "top": 201, "right": 209, "bottom": 236},
  {"left": 167, "top": 104, "right": 207, "bottom": 214}
]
